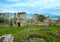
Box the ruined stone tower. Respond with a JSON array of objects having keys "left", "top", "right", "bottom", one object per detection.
[
  {"left": 0, "top": 13, "right": 10, "bottom": 21},
  {"left": 14, "top": 12, "right": 27, "bottom": 26},
  {"left": 0, "top": 13, "right": 10, "bottom": 27},
  {"left": 5, "top": 13, "right": 10, "bottom": 21},
  {"left": 14, "top": 13, "right": 17, "bottom": 22}
]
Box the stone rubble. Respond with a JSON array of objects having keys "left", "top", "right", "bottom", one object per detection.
[
  {"left": 54, "top": 31, "right": 60, "bottom": 37},
  {"left": 22, "top": 34, "right": 49, "bottom": 42},
  {"left": 0, "top": 34, "right": 14, "bottom": 42},
  {"left": 40, "top": 28, "right": 51, "bottom": 31}
]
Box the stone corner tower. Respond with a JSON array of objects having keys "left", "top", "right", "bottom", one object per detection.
[{"left": 13, "top": 12, "right": 27, "bottom": 26}]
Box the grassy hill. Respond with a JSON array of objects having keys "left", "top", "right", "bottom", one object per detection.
[{"left": 0, "top": 26, "right": 60, "bottom": 42}]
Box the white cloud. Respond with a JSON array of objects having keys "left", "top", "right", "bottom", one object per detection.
[
  {"left": 0, "top": 8, "right": 16, "bottom": 13},
  {"left": 0, "top": 0, "right": 60, "bottom": 15},
  {"left": 2, "top": 0, "right": 60, "bottom": 8},
  {"left": 7, "top": 0, "right": 19, "bottom": 2},
  {"left": 1, "top": 0, "right": 60, "bottom": 7}
]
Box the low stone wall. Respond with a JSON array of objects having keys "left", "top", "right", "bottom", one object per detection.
[{"left": 0, "top": 24, "right": 10, "bottom": 27}]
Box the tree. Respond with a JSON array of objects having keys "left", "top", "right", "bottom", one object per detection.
[
  {"left": 0, "top": 17, "right": 5, "bottom": 23},
  {"left": 38, "top": 15, "right": 46, "bottom": 22}
]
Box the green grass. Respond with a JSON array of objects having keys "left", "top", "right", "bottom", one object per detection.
[
  {"left": 31, "top": 39, "right": 45, "bottom": 42},
  {"left": 0, "top": 26, "right": 60, "bottom": 42}
]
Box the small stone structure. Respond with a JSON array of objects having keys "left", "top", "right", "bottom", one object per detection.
[
  {"left": 0, "top": 34, "right": 14, "bottom": 42},
  {"left": 32, "top": 14, "right": 50, "bottom": 26}
]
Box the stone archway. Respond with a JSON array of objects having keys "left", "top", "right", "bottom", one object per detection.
[{"left": 22, "top": 34, "right": 49, "bottom": 42}]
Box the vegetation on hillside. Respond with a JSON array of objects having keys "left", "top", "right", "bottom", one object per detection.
[{"left": 38, "top": 15, "right": 46, "bottom": 22}]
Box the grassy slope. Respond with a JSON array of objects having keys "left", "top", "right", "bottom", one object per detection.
[{"left": 0, "top": 26, "right": 60, "bottom": 42}]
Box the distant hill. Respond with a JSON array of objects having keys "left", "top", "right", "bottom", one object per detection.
[
  {"left": 43, "top": 14, "right": 60, "bottom": 18},
  {"left": 7, "top": 13, "right": 60, "bottom": 19},
  {"left": 27, "top": 13, "right": 60, "bottom": 19}
]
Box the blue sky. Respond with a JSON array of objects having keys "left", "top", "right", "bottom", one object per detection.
[{"left": 0, "top": 0, "right": 60, "bottom": 18}]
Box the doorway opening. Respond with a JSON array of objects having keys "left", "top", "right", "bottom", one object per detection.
[{"left": 18, "top": 22, "right": 20, "bottom": 26}]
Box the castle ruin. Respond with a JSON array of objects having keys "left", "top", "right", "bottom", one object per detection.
[{"left": 0, "top": 12, "right": 60, "bottom": 27}]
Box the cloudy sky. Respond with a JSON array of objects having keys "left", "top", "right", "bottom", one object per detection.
[{"left": 0, "top": 0, "right": 60, "bottom": 16}]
